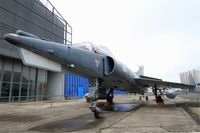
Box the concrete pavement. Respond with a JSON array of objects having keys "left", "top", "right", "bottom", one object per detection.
[{"left": 0, "top": 95, "right": 199, "bottom": 132}]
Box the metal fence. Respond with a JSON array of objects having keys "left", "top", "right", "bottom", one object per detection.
[
  {"left": 0, "top": 94, "right": 87, "bottom": 103},
  {"left": 0, "top": 95, "right": 78, "bottom": 108},
  {"left": 0, "top": 95, "right": 62, "bottom": 102},
  {"left": 0, "top": 0, "right": 72, "bottom": 45}
]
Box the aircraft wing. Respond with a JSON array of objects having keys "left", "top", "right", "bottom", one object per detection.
[{"left": 135, "top": 77, "right": 194, "bottom": 89}]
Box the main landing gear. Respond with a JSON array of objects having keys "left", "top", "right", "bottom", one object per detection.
[
  {"left": 106, "top": 89, "right": 114, "bottom": 107},
  {"left": 153, "top": 85, "right": 164, "bottom": 107}
]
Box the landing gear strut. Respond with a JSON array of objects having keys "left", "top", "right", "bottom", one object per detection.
[
  {"left": 154, "top": 85, "right": 164, "bottom": 107},
  {"left": 107, "top": 89, "right": 114, "bottom": 105},
  {"left": 88, "top": 79, "right": 103, "bottom": 119}
]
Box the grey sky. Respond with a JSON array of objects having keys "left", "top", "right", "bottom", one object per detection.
[{"left": 50, "top": 0, "right": 200, "bottom": 82}]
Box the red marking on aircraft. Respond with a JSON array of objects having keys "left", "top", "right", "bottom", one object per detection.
[{"left": 95, "top": 59, "right": 100, "bottom": 67}]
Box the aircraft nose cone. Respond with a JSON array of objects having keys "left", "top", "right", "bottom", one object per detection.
[{"left": 3, "top": 33, "right": 20, "bottom": 45}]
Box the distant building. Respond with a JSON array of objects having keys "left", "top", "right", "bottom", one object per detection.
[
  {"left": 0, "top": 0, "right": 89, "bottom": 102},
  {"left": 179, "top": 68, "right": 200, "bottom": 92}
]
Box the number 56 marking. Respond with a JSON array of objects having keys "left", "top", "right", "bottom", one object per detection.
[{"left": 89, "top": 81, "right": 97, "bottom": 87}]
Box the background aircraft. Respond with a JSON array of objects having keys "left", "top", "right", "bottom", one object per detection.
[{"left": 4, "top": 30, "right": 194, "bottom": 118}]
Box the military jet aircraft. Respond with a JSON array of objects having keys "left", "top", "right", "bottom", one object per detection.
[{"left": 4, "top": 30, "right": 194, "bottom": 118}]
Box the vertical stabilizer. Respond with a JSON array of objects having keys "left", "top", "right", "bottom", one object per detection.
[{"left": 136, "top": 65, "right": 144, "bottom": 76}]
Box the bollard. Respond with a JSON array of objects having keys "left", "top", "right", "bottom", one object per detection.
[{"left": 146, "top": 96, "right": 149, "bottom": 101}]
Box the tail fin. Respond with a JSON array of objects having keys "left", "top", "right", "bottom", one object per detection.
[{"left": 136, "top": 65, "right": 144, "bottom": 76}]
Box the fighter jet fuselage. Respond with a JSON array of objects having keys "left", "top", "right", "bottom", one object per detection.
[{"left": 4, "top": 32, "right": 142, "bottom": 94}]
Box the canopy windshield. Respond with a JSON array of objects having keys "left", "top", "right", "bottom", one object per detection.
[{"left": 73, "top": 42, "right": 114, "bottom": 57}]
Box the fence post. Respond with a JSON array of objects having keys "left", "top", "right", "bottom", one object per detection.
[{"left": 50, "top": 95, "right": 53, "bottom": 108}]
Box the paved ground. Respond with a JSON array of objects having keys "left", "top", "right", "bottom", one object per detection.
[{"left": 0, "top": 95, "right": 199, "bottom": 133}]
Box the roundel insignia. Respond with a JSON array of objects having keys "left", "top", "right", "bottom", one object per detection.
[{"left": 95, "top": 59, "right": 100, "bottom": 67}]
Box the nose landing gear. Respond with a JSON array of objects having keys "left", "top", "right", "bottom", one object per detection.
[
  {"left": 88, "top": 79, "right": 104, "bottom": 119},
  {"left": 88, "top": 79, "right": 115, "bottom": 119}
]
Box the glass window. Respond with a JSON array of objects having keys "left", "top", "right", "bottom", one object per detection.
[
  {"left": 3, "top": 71, "right": 12, "bottom": 82},
  {"left": 37, "top": 69, "right": 47, "bottom": 84},
  {"left": 0, "top": 58, "right": 2, "bottom": 97},
  {"left": 30, "top": 76, "right": 36, "bottom": 84},
  {"left": 14, "top": 62, "right": 22, "bottom": 72},
  {"left": 23, "top": 66, "right": 29, "bottom": 73},
  {"left": 0, "top": 57, "right": 3, "bottom": 78},
  {"left": 22, "top": 72, "right": 29, "bottom": 83},
  {"left": 30, "top": 68, "right": 36, "bottom": 84},
  {"left": 13, "top": 72, "right": 21, "bottom": 83},
  {"left": 37, "top": 75, "right": 46, "bottom": 85},
  {"left": 1, "top": 82, "right": 10, "bottom": 102},
  {"left": 21, "top": 84, "right": 28, "bottom": 101},
  {"left": 36, "top": 69, "right": 47, "bottom": 101},
  {"left": 29, "top": 83, "right": 36, "bottom": 101},
  {"left": 30, "top": 68, "right": 36, "bottom": 74},
  {"left": 12, "top": 83, "right": 19, "bottom": 101},
  {"left": 22, "top": 66, "right": 29, "bottom": 83},
  {"left": 4, "top": 60, "right": 12, "bottom": 71},
  {"left": 13, "top": 62, "right": 22, "bottom": 83}
]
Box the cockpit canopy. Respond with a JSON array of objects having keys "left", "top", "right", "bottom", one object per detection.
[{"left": 73, "top": 42, "right": 114, "bottom": 57}]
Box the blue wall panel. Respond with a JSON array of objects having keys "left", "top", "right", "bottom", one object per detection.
[
  {"left": 64, "top": 73, "right": 88, "bottom": 99},
  {"left": 64, "top": 73, "right": 127, "bottom": 99},
  {"left": 78, "top": 86, "right": 83, "bottom": 99},
  {"left": 114, "top": 90, "right": 128, "bottom": 95}
]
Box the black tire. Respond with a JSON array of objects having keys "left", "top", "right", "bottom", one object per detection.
[{"left": 94, "top": 111, "right": 103, "bottom": 119}]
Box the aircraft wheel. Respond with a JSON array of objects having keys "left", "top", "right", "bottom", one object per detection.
[{"left": 94, "top": 109, "right": 103, "bottom": 119}]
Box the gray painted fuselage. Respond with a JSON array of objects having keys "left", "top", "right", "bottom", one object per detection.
[{"left": 4, "top": 33, "right": 144, "bottom": 94}]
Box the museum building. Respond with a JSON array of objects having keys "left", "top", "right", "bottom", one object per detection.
[{"left": 0, "top": 0, "right": 89, "bottom": 102}]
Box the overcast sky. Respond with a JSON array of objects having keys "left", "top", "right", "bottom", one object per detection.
[{"left": 50, "top": 0, "right": 200, "bottom": 82}]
